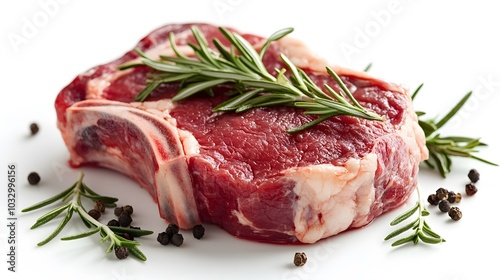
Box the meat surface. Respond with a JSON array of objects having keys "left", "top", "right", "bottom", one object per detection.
[{"left": 55, "top": 23, "right": 428, "bottom": 244}]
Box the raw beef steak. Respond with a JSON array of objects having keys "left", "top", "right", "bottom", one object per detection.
[{"left": 55, "top": 23, "right": 428, "bottom": 244}]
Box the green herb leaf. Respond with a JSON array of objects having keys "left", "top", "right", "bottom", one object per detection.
[
  {"left": 24, "top": 172, "right": 152, "bottom": 261},
  {"left": 385, "top": 185, "right": 445, "bottom": 247},
  {"left": 120, "top": 25, "right": 383, "bottom": 133},
  {"left": 413, "top": 84, "right": 497, "bottom": 177}
]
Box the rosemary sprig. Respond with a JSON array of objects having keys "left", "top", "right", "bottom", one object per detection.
[
  {"left": 119, "top": 26, "right": 383, "bottom": 133},
  {"left": 412, "top": 84, "right": 498, "bottom": 177},
  {"left": 21, "top": 172, "right": 153, "bottom": 261},
  {"left": 385, "top": 185, "right": 445, "bottom": 246}
]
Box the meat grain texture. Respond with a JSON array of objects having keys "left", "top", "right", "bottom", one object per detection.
[{"left": 55, "top": 23, "right": 428, "bottom": 244}]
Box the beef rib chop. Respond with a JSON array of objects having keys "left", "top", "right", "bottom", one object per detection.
[{"left": 55, "top": 23, "right": 428, "bottom": 244}]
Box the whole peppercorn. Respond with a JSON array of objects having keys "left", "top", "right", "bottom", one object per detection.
[
  {"left": 27, "top": 172, "right": 41, "bottom": 185},
  {"left": 165, "top": 224, "right": 179, "bottom": 238},
  {"left": 447, "top": 191, "right": 459, "bottom": 203},
  {"left": 171, "top": 233, "right": 184, "bottom": 247},
  {"left": 94, "top": 200, "right": 106, "bottom": 213},
  {"left": 122, "top": 233, "right": 134, "bottom": 241},
  {"left": 193, "top": 224, "right": 205, "bottom": 240},
  {"left": 157, "top": 232, "right": 170, "bottom": 245},
  {"left": 294, "top": 252, "right": 307, "bottom": 267},
  {"left": 122, "top": 205, "right": 134, "bottom": 215},
  {"left": 438, "top": 200, "right": 451, "bottom": 213},
  {"left": 118, "top": 212, "right": 133, "bottom": 227},
  {"left": 29, "top": 122, "right": 39, "bottom": 135},
  {"left": 115, "top": 246, "right": 129, "bottom": 259},
  {"left": 448, "top": 207, "right": 462, "bottom": 221},
  {"left": 88, "top": 209, "right": 101, "bottom": 220},
  {"left": 435, "top": 188, "right": 449, "bottom": 200},
  {"left": 107, "top": 219, "right": 120, "bottom": 227},
  {"left": 453, "top": 192, "right": 462, "bottom": 203},
  {"left": 114, "top": 206, "right": 123, "bottom": 216},
  {"left": 468, "top": 169, "right": 480, "bottom": 183},
  {"left": 427, "top": 194, "right": 440, "bottom": 206},
  {"left": 465, "top": 183, "right": 478, "bottom": 196}
]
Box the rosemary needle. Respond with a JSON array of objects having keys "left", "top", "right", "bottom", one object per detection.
[
  {"left": 119, "top": 26, "right": 383, "bottom": 133},
  {"left": 384, "top": 184, "right": 445, "bottom": 246},
  {"left": 412, "top": 84, "right": 497, "bottom": 177},
  {"left": 22, "top": 172, "right": 153, "bottom": 261}
]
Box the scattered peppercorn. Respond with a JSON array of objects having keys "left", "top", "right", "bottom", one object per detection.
[
  {"left": 27, "top": 172, "right": 41, "bottom": 185},
  {"left": 171, "top": 233, "right": 184, "bottom": 247},
  {"left": 294, "top": 252, "right": 307, "bottom": 267},
  {"left": 448, "top": 207, "right": 462, "bottom": 221},
  {"left": 122, "top": 232, "right": 134, "bottom": 241},
  {"left": 436, "top": 188, "right": 449, "bottom": 200},
  {"left": 123, "top": 205, "right": 134, "bottom": 215},
  {"left": 157, "top": 232, "right": 170, "bottom": 245},
  {"left": 88, "top": 209, "right": 101, "bottom": 220},
  {"left": 453, "top": 192, "right": 462, "bottom": 203},
  {"left": 118, "top": 212, "right": 132, "bottom": 227},
  {"left": 94, "top": 200, "right": 106, "bottom": 213},
  {"left": 29, "top": 122, "right": 39, "bottom": 135},
  {"left": 192, "top": 224, "right": 205, "bottom": 240},
  {"left": 115, "top": 246, "right": 129, "bottom": 259},
  {"left": 165, "top": 223, "right": 179, "bottom": 238},
  {"left": 468, "top": 169, "right": 480, "bottom": 183},
  {"left": 114, "top": 206, "right": 123, "bottom": 216},
  {"left": 447, "top": 191, "right": 459, "bottom": 203},
  {"left": 438, "top": 200, "right": 451, "bottom": 213},
  {"left": 427, "top": 194, "right": 440, "bottom": 206},
  {"left": 107, "top": 219, "right": 120, "bottom": 227},
  {"left": 465, "top": 183, "right": 478, "bottom": 196}
]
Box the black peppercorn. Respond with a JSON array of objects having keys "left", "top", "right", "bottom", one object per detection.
[
  {"left": 122, "top": 233, "right": 134, "bottom": 241},
  {"left": 114, "top": 206, "right": 123, "bottom": 216},
  {"left": 88, "top": 209, "right": 101, "bottom": 220},
  {"left": 294, "top": 252, "right": 307, "bottom": 266},
  {"left": 448, "top": 207, "right": 462, "bottom": 221},
  {"left": 157, "top": 232, "right": 170, "bottom": 245},
  {"left": 193, "top": 224, "right": 205, "bottom": 240},
  {"left": 438, "top": 200, "right": 451, "bottom": 213},
  {"left": 107, "top": 219, "right": 120, "bottom": 227},
  {"left": 118, "top": 212, "right": 133, "bottom": 227},
  {"left": 171, "top": 233, "right": 184, "bottom": 247},
  {"left": 447, "top": 191, "right": 459, "bottom": 203},
  {"left": 30, "top": 122, "right": 39, "bottom": 135},
  {"left": 165, "top": 224, "right": 179, "bottom": 238},
  {"left": 468, "top": 169, "right": 480, "bottom": 183},
  {"left": 115, "top": 246, "right": 129, "bottom": 259},
  {"left": 27, "top": 172, "right": 41, "bottom": 185},
  {"left": 94, "top": 200, "right": 106, "bottom": 213},
  {"left": 465, "top": 183, "right": 478, "bottom": 196},
  {"left": 435, "top": 188, "right": 448, "bottom": 200},
  {"left": 123, "top": 205, "right": 134, "bottom": 215},
  {"left": 427, "top": 194, "right": 440, "bottom": 206}
]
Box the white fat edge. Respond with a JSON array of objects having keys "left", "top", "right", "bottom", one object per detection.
[
  {"left": 285, "top": 154, "right": 377, "bottom": 243},
  {"left": 276, "top": 37, "right": 407, "bottom": 95},
  {"left": 85, "top": 29, "right": 194, "bottom": 100}
]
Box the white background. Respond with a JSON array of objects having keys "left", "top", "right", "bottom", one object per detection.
[{"left": 1, "top": 0, "right": 499, "bottom": 279}]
